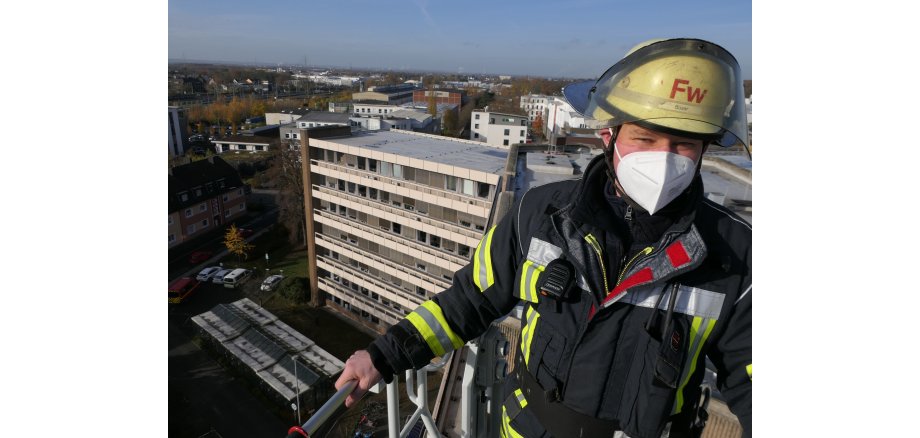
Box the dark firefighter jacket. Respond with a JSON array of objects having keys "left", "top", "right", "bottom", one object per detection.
[{"left": 367, "top": 153, "right": 752, "bottom": 438}]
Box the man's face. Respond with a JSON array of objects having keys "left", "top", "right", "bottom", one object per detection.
[{"left": 602, "top": 123, "right": 706, "bottom": 172}]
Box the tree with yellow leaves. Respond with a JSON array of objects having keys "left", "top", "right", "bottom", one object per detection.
[{"left": 225, "top": 224, "right": 254, "bottom": 262}]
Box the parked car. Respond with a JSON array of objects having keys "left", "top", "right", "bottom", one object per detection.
[
  {"left": 211, "top": 268, "right": 233, "bottom": 284},
  {"left": 168, "top": 277, "right": 200, "bottom": 304},
  {"left": 189, "top": 250, "right": 213, "bottom": 264},
  {"left": 238, "top": 228, "right": 254, "bottom": 238},
  {"left": 260, "top": 274, "right": 285, "bottom": 292},
  {"left": 196, "top": 266, "right": 221, "bottom": 282},
  {"left": 223, "top": 268, "right": 252, "bottom": 289}
]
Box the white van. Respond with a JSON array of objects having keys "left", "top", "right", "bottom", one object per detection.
[{"left": 223, "top": 268, "right": 252, "bottom": 289}]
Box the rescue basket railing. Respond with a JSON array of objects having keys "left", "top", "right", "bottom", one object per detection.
[{"left": 284, "top": 353, "right": 451, "bottom": 438}]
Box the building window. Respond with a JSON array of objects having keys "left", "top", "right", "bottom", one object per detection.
[
  {"left": 462, "top": 180, "right": 475, "bottom": 196},
  {"left": 417, "top": 230, "right": 427, "bottom": 243},
  {"left": 239, "top": 204, "right": 245, "bottom": 211},
  {"left": 393, "top": 164, "right": 403, "bottom": 179},
  {"left": 478, "top": 182, "right": 490, "bottom": 198},
  {"left": 520, "top": 130, "right": 525, "bottom": 136},
  {"left": 474, "top": 133, "right": 479, "bottom": 139},
  {"left": 503, "top": 139, "right": 509, "bottom": 146},
  {"left": 490, "top": 118, "right": 495, "bottom": 123},
  {"left": 199, "top": 203, "right": 207, "bottom": 212},
  {"left": 445, "top": 176, "right": 457, "bottom": 191},
  {"left": 504, "top": 129, "right": 510, "bottom": 136},
  {"left": 168, "top": 216, "right": 173, "bottom": 225},
  {"left": 358, "top": 157, "right": 366, "bottom": 170},
  {"left": 392, "top": 223, "right": 401, "bottom": 234},
  {"left": 179, "top": 192, "right": 189, "bottom": 202},
  {"left": 225, "top": 210, "right": 231, "bottom": 218},
  {"left": 223, "top": 194, "right": 229, "bottom": 201},
  {"left": 458, "top": 244, "right": 471, "bottom": 258},
  {"left": 416, "top": 263, "right": 426, "bottom": 272},
  {"left": 475, "top": 114, "right": 480, "bottom": 120},
  {"left": 416, "top": 286, "right": 426, "bottom": 296},
  {"left": 201, "top": 219, "right": 208, "bottom": 227},
  {"left": 369, "top": 159, "right": 378, "bottom": 172},
  {"left": 169, "top": 234, "right": 175, "bottom": 243},
  {"left": 185, "top": 208, "right": 192, "bottom": 218},
  {"left": 187, "top": 224, "right": 196, "bottom": 234},
  {"left": 474, "top": 124, "right": 479, "bottom": 129},
  {"left": 430, "top": 235, "right": 441, "bottom": 248}
]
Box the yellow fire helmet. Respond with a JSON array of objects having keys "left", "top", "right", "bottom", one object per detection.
[{"left": 563, "top": 38, "right": 749, "bottom": 151}]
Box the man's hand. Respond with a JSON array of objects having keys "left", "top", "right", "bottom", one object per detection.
[{"left": 335, "top": 350, "right": 382, "bottom": 408}]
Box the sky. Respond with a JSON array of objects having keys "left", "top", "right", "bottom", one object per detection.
[{"left": 168, "top": 0, "right": 752, "bottom": 80}]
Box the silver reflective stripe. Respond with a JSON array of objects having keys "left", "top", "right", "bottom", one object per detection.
[
  {"left": 515, "top": 391, "right": 526, "bottom": 406},
  {"left": 414, "top": 304, "right": 454, "bottom": 355},
  {"left": 526, "top": 237, "right": 563, "bottom": 265},
  {"left": 622, "top": 285, "right": 724, "bottom": 319}
]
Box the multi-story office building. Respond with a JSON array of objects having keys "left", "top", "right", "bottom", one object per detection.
[
  {"left": 469, "top": 110, "right": 529, "bottom": 148},
  {"left": 168, "top": 106, "right": 189, "bottom": 157},
  {"left": 303, "top": 130, "right": 508, "bottom": 333},
  {"left": 413, "top": 89, "right": 465, "bottom": 106}
]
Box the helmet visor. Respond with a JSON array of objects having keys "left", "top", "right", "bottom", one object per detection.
[{"left": 567, "top": 39, "right": 748, "bottom": 149}]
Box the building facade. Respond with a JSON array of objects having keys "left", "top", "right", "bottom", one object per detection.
[
  {"left": 469, "top": 111, "right": 529, "bottom": 148},
  {"left": 413, "top": 89, "right": 464, "bottom": 106},
  {"left": 519, "top": 94, "right": 550, "bottom": 122},
  {"left": 168, "top": 156, "right": 248, "bottom": 248},
  {"left": 169, "top": 106, "right": 190, "bottom": 157},
  {"left": 303, "top": 130, "right": 507, "bottom": 333}
]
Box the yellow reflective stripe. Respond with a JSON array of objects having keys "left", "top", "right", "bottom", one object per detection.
[
  {"left": 518, "top": 260, "right": 546, "bottom": 302},
  {"left": 421, "top": 301, "right": 464, "bottom": 350},
  {"left": 673, "top": 317, "right": 717, "bottom": 414},
  {"left": 746, "top": 364, "right": 752, "bottom": 380},
  {"left": 514, "top": 388, "right": 528, "bottom": 408},
  {"left": 502, "top": 406, "right": 525, "bottom": 438},
  {"left": 473, "top": 226, "right": 497, "bottom": 293},
  {"left": 529, "top": 264, "right": 544, "bottom": 301},
  {"left": 521, "top": 306, "right": 540, "bottom": 368},
  {"left": 406, "top": 311, "right": 446, "bottom": 357}
]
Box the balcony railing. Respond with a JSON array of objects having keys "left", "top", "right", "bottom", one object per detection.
[
  {"left": 317, "top": 255, "right": 425, "bottom": 313},
  {"left": 315, "top": 208, "right": 467, "bottom": 272},
  {"left": 313, "top": 184, "right": 483, "bottom": 243},
  {"left": 315, "top": 233, "right": 452, "bottom": 291},
  {"left": 310, "top": 159, "right": 492, "bottom": 210}
]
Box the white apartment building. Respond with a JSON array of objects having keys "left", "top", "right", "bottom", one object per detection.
[
  {"left": 520, "top": 94, "right": 551, "bottom": 122},
  {"left": 545, "top": 96, "right": 591, "bottom": 139},
  {"left": 305, "top": 130, "right": 507, "bottom": 332},
  {"left": 469, "top": 111, "right": 529, "bottom": 148}
]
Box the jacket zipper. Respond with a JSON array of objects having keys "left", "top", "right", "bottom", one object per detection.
[
  {"left": 616, "top": 247, "right": 654, "bottom": 286},
  {"left": 583, "top": 234, "right": 609, "bottom": 294}
]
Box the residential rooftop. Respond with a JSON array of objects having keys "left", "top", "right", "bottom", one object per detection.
[{"left": 311, "top": 130, "right": 509, "bottom": 176}]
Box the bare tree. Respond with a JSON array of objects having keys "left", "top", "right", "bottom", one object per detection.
[{"left": 265, "top": 142, "right": 306, "bottom": 246}]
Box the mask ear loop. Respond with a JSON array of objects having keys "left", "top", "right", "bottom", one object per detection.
[{"left": 601, "top": 126, "right": 645, "bottom": 212}]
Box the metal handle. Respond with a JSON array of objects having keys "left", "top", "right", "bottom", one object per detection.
[{"left": 286, "top": 380, "right": 357, "bottom": 438}]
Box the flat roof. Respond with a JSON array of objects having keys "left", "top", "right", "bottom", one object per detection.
[{"left": 316, "top": 130, "right": 509, "bottom": 176}]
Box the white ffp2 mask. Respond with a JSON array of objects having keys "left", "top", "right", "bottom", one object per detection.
[{"left": 614, "top": 143, "right": 697, "bottom": 214}]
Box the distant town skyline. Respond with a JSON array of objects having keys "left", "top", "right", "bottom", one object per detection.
[{"left": 169, "top": 0, "right": 752, "bottom": 80}]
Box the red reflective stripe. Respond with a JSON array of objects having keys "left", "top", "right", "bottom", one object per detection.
[
  {"left": 666, "top": 241, "right": 691, "bottom": 268},
  {"left": 288, "top": 426, "right": 309, "bottom": 437},
  {"left": 587, "top": 303, "right": 596, "bottom": 320}
]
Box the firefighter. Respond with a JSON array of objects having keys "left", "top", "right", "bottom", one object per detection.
[{"left": 336, "top": 38, "right": 751, "bottom": 438}]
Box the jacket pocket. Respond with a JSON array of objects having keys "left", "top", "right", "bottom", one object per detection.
[
  {"left": 519, "top": 304, "right": 567, "bottom": 394},
  {"left": 618, "top": 316, "right": 688, "bottom": 438}
]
